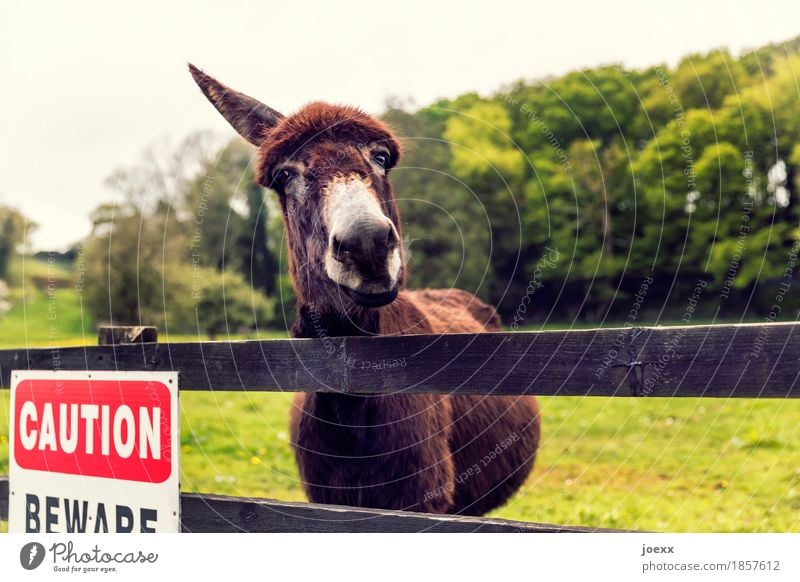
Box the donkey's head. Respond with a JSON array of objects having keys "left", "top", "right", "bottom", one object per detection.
[{"left": 189, "top": 65, "right": 404, "bottom": 310}]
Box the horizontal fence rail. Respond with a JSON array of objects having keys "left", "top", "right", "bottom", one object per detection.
[
  {"left": 0, "top": 477, "right": 612, "bottom": 533},
  {"left": 0, "top": 322, "right": 798, "bottom": 397},
  {"left": 2, "top": 323, "right": 795, "bottom": 533}
]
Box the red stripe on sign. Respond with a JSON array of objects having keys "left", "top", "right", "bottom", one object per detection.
[{"left": 13, "top": 379, "right": 172, "bottom": 483}]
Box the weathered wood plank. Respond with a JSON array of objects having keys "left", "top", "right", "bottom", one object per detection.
[
  {"left": 631, "top": 324, "right": 800, "bottom": 398},
  {"left": 0, "top": 336, "right": 346, "bottom": 393},
  {"left": 0, "top": 323, "right": 797, "bottom": 397},
  {"left": 178, "top": 492, "right": 615, "bottom": 533},
  {"left": 343, "top": 326, "right": 631, "bottom": 396},
  {"left": 0, "top": 478, "right": 612, "bottom": 532}
]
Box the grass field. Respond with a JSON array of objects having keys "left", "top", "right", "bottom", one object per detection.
[{"left": 1, "top": 259, "right": 799, "bottom": 532}]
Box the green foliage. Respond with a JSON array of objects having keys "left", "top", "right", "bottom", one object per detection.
[
  {"left": 82, "top": 209, "right": 277, "bottom": 335},
  {"left": 81, "top": 135, "right": 285, "bottom": 333},
  {"left": 82, "top": 203, "right": 191, "bottom": 330},
  {"left": 672, "top": 50, "right": 746, "bottom": 110},
  {"left": 443, "top": 101, "right": 525, "bottom": 181},
  {"left": 193, "top": 266, "right": 274, "bottom": 339},
  {"left": 382, "top": 107, "right": 492, "bottom": 297},
  {"left": 0, "top": 206, "right": 35, "bottom": 281},
  {"left": 427, "top": 39, "right": 800, "bottom": 322}
]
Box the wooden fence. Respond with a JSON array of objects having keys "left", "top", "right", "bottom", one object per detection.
[{"left": 1, "top": 321, "right": 798, "bottom": 532}]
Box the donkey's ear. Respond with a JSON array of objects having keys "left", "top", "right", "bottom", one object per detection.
[{"left": 188, "top": 63, "right": 283, "bottom": 146}]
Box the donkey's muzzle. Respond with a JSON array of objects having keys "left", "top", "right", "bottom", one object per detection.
[
  {"left": 324, "top": 176, "right": 403, "bottom": 307},
  {"left": 328, "top": 218, "right": 401, "bottom": 307}
]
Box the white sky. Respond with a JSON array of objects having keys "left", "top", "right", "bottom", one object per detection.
[{"left": 2, "top": 0, "right": 800, "bottom": 250}]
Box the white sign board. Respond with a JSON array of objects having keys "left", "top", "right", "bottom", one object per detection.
[{"left": 8, "top": 370, "right": 180, "bottom": 532}]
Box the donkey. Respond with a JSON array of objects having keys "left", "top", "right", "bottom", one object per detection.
[{"left": 189, "top": 65, "right": 541, "bottom": 515}]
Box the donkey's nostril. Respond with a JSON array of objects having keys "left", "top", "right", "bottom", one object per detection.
[{"left": 332, "top": 234, "right": 354, "bottom": 261}]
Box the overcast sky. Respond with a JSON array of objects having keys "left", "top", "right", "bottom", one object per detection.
[{"left": 2, "top": 0, "right": 800, "bottom": 250}]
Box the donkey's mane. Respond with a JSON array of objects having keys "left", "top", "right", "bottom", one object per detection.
[{"left": 257, "top": 102, "right": 402, "bottom": 183}]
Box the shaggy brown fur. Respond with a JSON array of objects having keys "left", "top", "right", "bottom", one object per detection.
[
  {"left": 291, "top": 290, "right": 540, "bottom": 515},
  {"left": 189, "top": 65, "right": 541, "bottom": 515}
]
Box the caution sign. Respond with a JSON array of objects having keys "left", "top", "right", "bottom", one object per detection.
[{"left": 8, "top": 371, "right": 179, "bottom": 533}]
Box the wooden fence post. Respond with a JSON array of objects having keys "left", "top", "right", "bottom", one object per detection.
[{"left": 97, "top": 325, "right": 158, "bottom": 346}]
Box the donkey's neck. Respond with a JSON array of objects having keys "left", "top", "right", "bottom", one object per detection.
[
  {"left": 292, "top": 301, "right": 379, "bottom": 426},
  {"left": 292, "top": 303, "right": 380, "bottom": 338},
  {"left": 292, "top": 294, "right": 432, "bottom": 340},
  {"left": 291, "top": 297, "right": 432, "bottom": 429}
]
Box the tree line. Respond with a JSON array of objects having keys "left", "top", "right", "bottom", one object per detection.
[{"left": 391, "top": 36, "right": 800, "bottom": 323}]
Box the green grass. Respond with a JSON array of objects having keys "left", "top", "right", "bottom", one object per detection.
[
  {"left": 1, "top": 259, "right": 798, "bottom": 532},
  {"left": 0, "top": 287, "right": 92, "bottom": 349},
  {"left": 499, "top": 397, "right": 800, "bottom": 531}
]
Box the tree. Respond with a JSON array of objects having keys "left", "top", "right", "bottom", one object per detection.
[
  {"left": 83, "top": 134, "right": 284, "bottom": 333},
  {"left": 83, "top": 202, "right": 191, "bottom": 329},
  {"left": 0, "top": 205, "right": 36, "bottom": 281},
  {"left": 672, "top": 50, "right": 747, "bottom": 111},
  {"left": 181, "top": 138, "right": 282, "bottom": 297},
  {"left": 443, "top": 98, "right": 529, "bottom": 315},
  {"left": 193, "top": 267, "right": 274, "bottom": 339},
  {"left": 382, "top": 105, "right": 491, "bottom": 298}
]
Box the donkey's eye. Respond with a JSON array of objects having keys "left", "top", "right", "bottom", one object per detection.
[
  {"left": 371, "top": 152, "right": 390, "bottom": 169},
  {"left": 274, "top": 168, "right": 297, "bottom": 189}
]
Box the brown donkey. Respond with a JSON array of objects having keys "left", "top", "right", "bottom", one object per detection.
[{"left": 190, "top": 65, "right": 540, "bottom": 515}]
